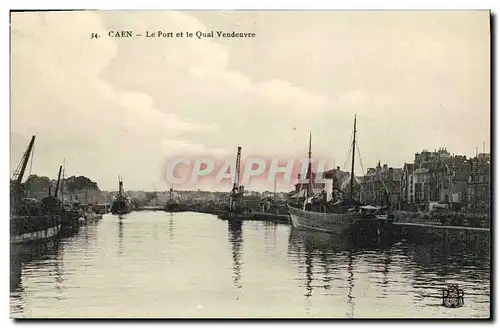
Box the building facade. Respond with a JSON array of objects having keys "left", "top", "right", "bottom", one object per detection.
[
  {"left": 400, "top": 147, "right": 488, "bottom": 211},
  {"left": 360, "top": 162, "right": 403, "bottom": 208},
  {"left": 400, "top": 163, "right": 415, "bottom": 205},
  {"left": 467, "top": 153, "right": 491, "bottom": 212}
]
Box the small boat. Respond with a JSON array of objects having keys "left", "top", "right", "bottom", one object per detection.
[
  {"left": 80, "top": 188, "right": 103, "bottom": 223},
  {"left": 84, "top": 211, "right": 103, "bottom": 223},
  {"left": 76, "top": 209, "right": 102, "bottom": 225},
  {"left": 288, "top": 115, "right": 393, "bottom": 236},
  {"left": 61, "top": 202, "right": 84, "bottom": 233},
  {"left": 164, "top": 188, "right": 180, "bottom": 212}
]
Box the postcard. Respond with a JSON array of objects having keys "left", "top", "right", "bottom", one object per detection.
[{"left": 10, "top": 10, "right": 491, "bottom": 319}]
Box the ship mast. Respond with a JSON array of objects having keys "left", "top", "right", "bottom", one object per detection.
[
  {"left": 349, "top": 115, "right": 357, "bottom": 200},
  {"left": 61, "top": 159, "right": 66, "bottom": 204},
  {"left": 274, "top": 176, "right": 277, "bottom": 203},
  {"left": 118, "top": 176, "right": 123, "bottom": 197}
]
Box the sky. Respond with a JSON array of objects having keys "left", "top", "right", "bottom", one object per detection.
[{"left": 10, "top": 10, "right": 490, "bottom": 192}]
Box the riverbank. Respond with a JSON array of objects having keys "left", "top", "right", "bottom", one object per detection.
[{"left": 393, "top": 210, "right": 490, "bottom": 228}]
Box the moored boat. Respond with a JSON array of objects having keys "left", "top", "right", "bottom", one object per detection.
[
  {"left": 111, "top": 197, "right": 132, "bottom": 215},
  {"left": 10, "top": 214, "right": 61, "bottom": 245},
  {"left": 111, "top": 176, "right": 132, "bottom": 215},
  {"left": 83, "top": 211, "right": 103, "bottom": 223},
  {"left": 218, "top": 212, "right": 253, "bottom": 221},
  {"left": 288, "top": 115, "right": 394, "bottom": 237},
  {"left": 164, "top": 188, "right": 180, "bottom": 212},
  {"left": 10, "top": 136, "right": 63, "bottom": 244},
  {"left": 288, "top": 203, "right": 391, "bottom": 235}
]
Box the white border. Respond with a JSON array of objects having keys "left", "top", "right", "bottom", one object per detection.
[{"left": 2, "top": 1, "right": 497, "bottom": 327}]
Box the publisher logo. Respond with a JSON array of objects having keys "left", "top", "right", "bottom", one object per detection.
[{"left": 441, "top": 285, "right": 464, "bottom": 308}]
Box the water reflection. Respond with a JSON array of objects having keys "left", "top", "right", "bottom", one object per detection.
[
  {"left": 403, "top": 237, "right": 490, "bottom": 280},
  {"left": 168, "top": 213, "right": 175, "bottom": 242},
  {"left": 346, "top": 250, "right": 354, "bottom": 318},
  {"left": 288, "top": 227, "right": 490, "bottom": 317},
  {"left": 288, "top": 230, "right": 361, "bottom": 306},
  {"left": 10, "top": 254, "right": 22, "bottom": 293},
  {"left": 304, "top": 248, "right": 313, "bottom": 298},
  {"left": 228, "top": 220, "right": 243, "bottom": 290},
  {"left": 263, "top": 221, "right": 278, "bottom": 250},
  {"left": 10, "top": 240, "right": 61, "bottom": 314},
  {"left": 288, "top": 229, "right": 401, "bottom": 317},
  {"left": 10, "top": 213, "right": 491, "bottom": 318},
  {"left": 379, "top": 249, "right": 391, "bottom": 298},
  {"left": 118, "top": 217, "right": 124, "bottom": 256},
  {"left": 289, "top": 228, "right": 392, "bottom": 254},
  {"left": 10, "top": 240, "right": 61, "bottom": 292},
  {"left": 403, "top": 237, "right": 491, "bottom": 306}
]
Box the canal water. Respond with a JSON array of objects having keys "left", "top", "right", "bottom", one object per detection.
[{"left": 10, "top": 211, "right": 490, "bottom": 318}]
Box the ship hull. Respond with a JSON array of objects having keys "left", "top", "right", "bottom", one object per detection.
[
  {"left": 110, "top": 208, "right": 131, "bottom": 215},
  {"left": 164, "top": 202, "right": 180, "bottom": 213},
  {"left": 288, "top": 205, "right": 388, "bottom": 236},
  {"left": 110, "top": 200, "right": 131, "bottom": 215},
  {"left": 218, "top": 211, "right": 253, "bottom": 221},
  {"left": 10, "top": 215, "right": 62, "bottom": 245}
]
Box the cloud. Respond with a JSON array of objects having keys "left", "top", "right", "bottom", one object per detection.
[
  {"left": 99, "top": 11, "right": 329, "bottom": 144},
  {"left": 337, "top": 90, "right": 369, "bottom": 107},
  {"left": 11, "top": 12, "right": 206, "bottom": 139},
  {"left": 10, "top": 11, "right": 222, "bottom": 190},
  {"left": 20, "top": 11, "right": 327, "bottom": 191},
  {"left": 10, "top": 11, "right": 490, "bottom": 191},
  {"left": 162, "top": 140, "right": 229, "bottom": 158}
]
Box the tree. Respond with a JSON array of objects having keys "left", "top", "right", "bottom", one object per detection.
[
  {"left": 64, "top": 175, "right": 100, "bottom": 192},
  {"left": 23, "top": 175, "right": 51, "bottom": 193}
]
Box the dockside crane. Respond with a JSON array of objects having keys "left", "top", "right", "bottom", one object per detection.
[
  {"left": 11, "top": 135, "right": 36, "bottom": 198},
  {"left": 230, "top": 146, "right": 244, "bottom": 212},
  {"left": 11, "top": 136, "right": 36, "bottom": 185},
  {"left": 233, "top": 146, "right": 242, "bottom": 191},
  {"left": 54, "top": 165, "right": 62, "bottom": 199}
]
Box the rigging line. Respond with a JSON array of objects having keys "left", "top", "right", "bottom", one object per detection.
[
  {"left": 343, "top": 127, "right": 354, "bottom": 169},
  {"left": 355, "top": 141, "right": 366, "bottom": 194},
  {"left": 343, "top": 149, "right": 350, "bottom": 171},
  {"left": 343, "top": 128, "right": 354, "bottom": 170},
  {"left": 356, "top": 140, "right": 365, "bottom": 177}
]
